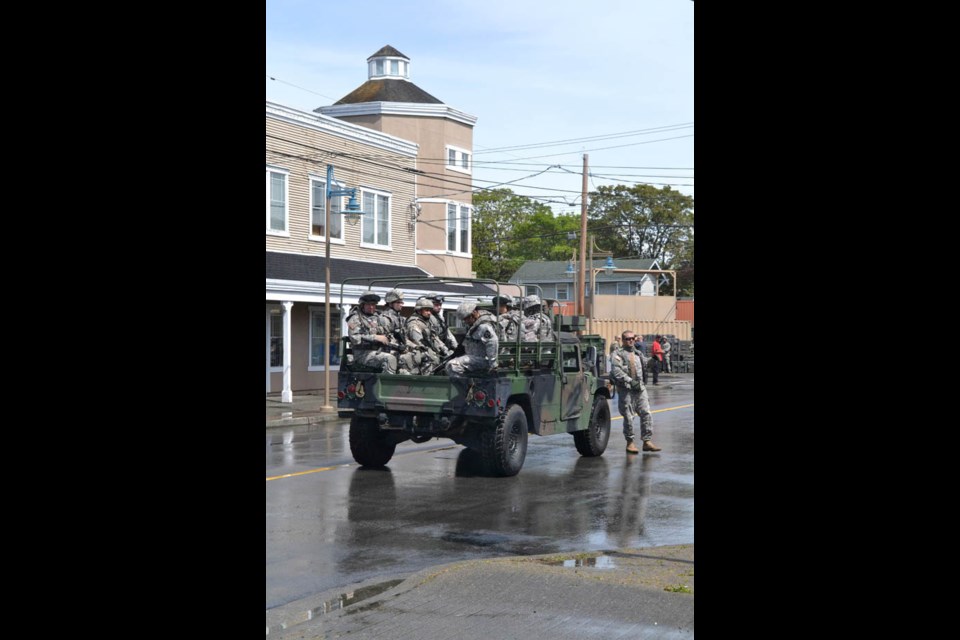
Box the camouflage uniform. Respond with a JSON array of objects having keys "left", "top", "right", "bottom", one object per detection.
[
  {"left": 492, "top": 295, "right": 522, "bottom": 342},
  {"left": 427, "top": 294, "right": 459, "bottom": 354},
  {"left": 446, "top": 308, "right": 499, "bottom": 376},
  {"left": 401, "top": 306, "right": 446, "bottom": 375},
  {"left": 609, "top": 345, "right": 653, "bottom": 444},
  {"left": 521, "top": 295, "right": 554, "bottom": 341},
  {"left": 380, "top": 290, "right": 406, "bottom": 342},
  {"left": 347, "top": 298, "right": 398, "bottom": 374}
]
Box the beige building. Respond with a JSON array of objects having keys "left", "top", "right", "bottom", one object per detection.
[
  {"left": 317, "top": 45, "right": 478, "bottom": 280},
  {"left": 267, "top": 46, "right": 484, "bottom": 399}
]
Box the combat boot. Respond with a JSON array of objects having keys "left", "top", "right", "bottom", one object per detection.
[
  {"left": 642, "top": 441, "right": 662, "bottom": 452},
  {"left": 625, "top": 441, "right": 639, "bottom": 454}
]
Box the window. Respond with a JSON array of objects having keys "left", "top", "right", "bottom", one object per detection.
[
  {"left": 310, "top": 307, "right": 342, "bottom": 368},
  {"left": 446, "top": 203, "right": 471, "bottom": 253},
  {"left": 445, "top": 145, "right": 471, "bottom": 174},
  {"left": 310, "top": 178, "right": 343, "bottom": 240},
  {"left": 390, "top": 60, "right": 399, "bottom": 75},
  {"left": 555, "top": 283, "right": 570, "bottom": 300},
  {"left": 375, "top": 59, "right": 384, "bottom": 75},
  {"left": 266, "top": 169, "right": 288, "bottom": 233},
  {"left": 270, "top": 311, "right": 283, "bottom": 368},
  {"left": 598, "top": 281, "right": 633, "bottom": 295},
  {"left": 562, "top": 346, "right": 580, "bottom": 373},
  {"left": 361, "top": 189, "right": 390, "bottom": 248}
]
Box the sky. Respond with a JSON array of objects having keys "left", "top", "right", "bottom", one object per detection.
[{"left": 266, "top": 0, "right": 694, "bottom": 216}]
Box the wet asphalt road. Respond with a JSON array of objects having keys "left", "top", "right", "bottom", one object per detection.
[{"left": 266, "top": 375, "right": 694, "bottom": 612}]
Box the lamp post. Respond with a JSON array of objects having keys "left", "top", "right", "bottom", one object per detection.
[
  {"left": 323, "top": 164, "right": 364, "bottom": 410},
  {"left": 587, "top": 235, "right": 615, "bottom": 334}
]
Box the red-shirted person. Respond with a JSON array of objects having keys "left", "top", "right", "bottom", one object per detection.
[{"left": 650, "top": 334, "right": 664, "bottom": 385}]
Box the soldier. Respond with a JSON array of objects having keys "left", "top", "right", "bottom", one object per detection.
[
  {"left": 492, "top": 295, "right": 522, "bottom": 342},
  {"left": 427, "top": 293, "right": 458, "bottom": 355},
  {"left": 609, "top": 330, "right": 661, "bottom": 453},
  {"left": 520, "top": 294, "right": 555, "bottom": 341},
  {"left": 380, "top": 289, "right": 407, "bottom": 343},
  {"left": 400, "top": 297, "right": 447, "bottom": 375},
  {"left": 346, "top": 292, "right": 399, "bottom": 374},
  {"left": 445, "top": 301, "right": 499, "bottom": 377}
]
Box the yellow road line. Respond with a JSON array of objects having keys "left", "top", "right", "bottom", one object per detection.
[{"left": 266, "top": 405, "right": 692, "bottom": 481}]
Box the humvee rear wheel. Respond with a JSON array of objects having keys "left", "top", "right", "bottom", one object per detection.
[
  {"left": 574, "top": 396, "right": 611, "bottom": 457},
  {"left": 481, "top": 404, "right": 528, "bottom": 477},
  {"left": 350, "top": 415, "right": 397, "bottom": 467}
]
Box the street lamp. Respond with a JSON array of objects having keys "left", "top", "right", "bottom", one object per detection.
[
  {"left": 322, "top": 164, "right": 366, "bottom": 410},
  {"left": 587, "top": 236, "right": 615, "bottom": 334}
]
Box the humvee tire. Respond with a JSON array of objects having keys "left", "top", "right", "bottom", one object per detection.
[
  {"left": 349, "top": 415, "right": 397, "bottom": 467},
  {"left": 480, "top": 403, "right": 528, "bottom": 477},
  {"left": 573, "top": 396, "right": 611, "bottom": 457}
]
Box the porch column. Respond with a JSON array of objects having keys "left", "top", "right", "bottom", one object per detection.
[{"left": 281, "top": 300, "right": 293, "bottom": 403}]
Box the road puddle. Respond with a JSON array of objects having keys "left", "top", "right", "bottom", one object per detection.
[{"left": 544, "top": 554, "right": 617, "bottom": 569}]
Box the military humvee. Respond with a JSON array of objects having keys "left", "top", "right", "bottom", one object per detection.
[{"left": 336, "top": 277, "right": 612, "bottom": 477}]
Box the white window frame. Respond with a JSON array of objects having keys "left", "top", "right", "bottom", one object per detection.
[
  {"left": 556, "top": 283, "right": 570, "bottom": 301},
  {"left": 445, "top": 144, "right": 471, "bottom": 175},
  {"left": 360, "top": 188, "right": 392, "bottom": 250},
  {"left": 307, "top": 306, "right": 342, "bottom": 371},
  {"left": 308, "top": 177, "right": 345, "bottom": 245},
  {"left": 266, "top": 167, "right": 289, "bottom": 236},
  {"left": 269, "top": 308, "right": 283, "bottom": 372},
  {"left": 446, "top": 202, "right": 471, "bottom": 255}
]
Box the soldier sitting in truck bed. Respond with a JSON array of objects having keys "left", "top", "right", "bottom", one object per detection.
[
  {"left": 445, "top": 301, "right": 498, "bottom": 378},
  {"left": 347, "top": 293, "right": 399, "bottom": 374},
  {"left": 399, "top": 297, "right": 447, "bottom": 375}
]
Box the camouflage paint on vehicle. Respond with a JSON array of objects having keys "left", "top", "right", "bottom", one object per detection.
[{"left": 336, "top": 276, "right": 612, "bottom": 476}]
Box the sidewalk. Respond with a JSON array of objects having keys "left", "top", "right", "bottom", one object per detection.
[
  {"left": 266, "top": 392, "right": 342, "bottom": 428},
  {"left": 267, "top": 544, "right": 694, "bottom": 639}
]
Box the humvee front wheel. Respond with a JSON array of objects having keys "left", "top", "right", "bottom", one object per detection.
[
  {"left": 349, "top": 415, "right": 396, "bottom": 467},
  {"left": 481, "top": 404, "right": 528, "bottom": 477},
  {"left": 573, "top": 396, "right": 611, "bottom": 456}
]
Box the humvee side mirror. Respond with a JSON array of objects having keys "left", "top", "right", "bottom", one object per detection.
[{"left": 585, "top": 346, "right": 597, "bottom": 374}]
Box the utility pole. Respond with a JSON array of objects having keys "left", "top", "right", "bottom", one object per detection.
[{"left": 578, "top": 154, "right": 588, "bottom": 320}]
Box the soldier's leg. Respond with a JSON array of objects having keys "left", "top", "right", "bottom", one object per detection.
[
  {"left": 636, "top": 387, "right": 653, "bottom": 441},
  {"left": 398, "top": 352, "right": 416, "bottom": 375},
  {"left": 618, "top": 390, "right": 637, "bottom": 442},
  {"left": 374, "top": 353, "right": 397, "bottom": 374}
]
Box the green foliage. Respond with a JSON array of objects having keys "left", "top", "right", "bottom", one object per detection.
[
  {"left": 472, "top": 189, "right": 577, "bottom": 281},
  {"left": 588, "top": 184, "right": 694, "bottom": 295},
  {"left": 472, "top": 185, "right": 693, "bottom": 296}
]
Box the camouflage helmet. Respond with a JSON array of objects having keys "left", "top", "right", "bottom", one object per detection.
[
  {"left": 456, "top": 301, "right": 477, "bottom": 320},
  {"left": 415, "top": 297, "right": 433, "bottom": 311},
  {"left": 358, "top": 292, "right": 381, "bottom": 305},
  {"left": 384, "top": 289, "right": 404, "bottom": 304},
  {"left": 427, "top": 293, "right": 444, "bottom": 304},
  {"left": 522, "top": 294, "right": 542, "bottom": 310},
  {"left": 491, "top": 295, "right": 513, "bottom": 308}
]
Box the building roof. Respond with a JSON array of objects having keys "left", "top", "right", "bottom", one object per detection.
[
  {"left": 509, "top": 258, "right": 661, "bottom": 283},
  {"left": 332, "top": 79, "right": 442, "bottom": 105},
  {"left": 367, "top": 45, "right": 409, "bottom": 61},
  {"left": 266, "top": 252, "right": 499, "bottom": 299}
]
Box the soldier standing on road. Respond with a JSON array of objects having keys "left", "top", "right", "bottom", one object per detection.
[
  {"left": 400, "top": 297, "right": 447, "bottom": 375},
  {"left": 492, "top": 295, "right": 522, "bottom": 342},
  {"left": 347, "top": 293, "right": 399, "bottom": 374},
  {"left": 446, "top": 301, "right": 499, "bottom": 377},
  {"left": 610, "top": 330, "right": 660, "bottom": 453},
  {"left": 520, "top": 294, "right": 554, "bottom": 341},
  {"left": 661, "top": 335, "right": 672, "bottom": 374},
  {"left": 427, "top": 294, "right": 458, "bottom": 355}
]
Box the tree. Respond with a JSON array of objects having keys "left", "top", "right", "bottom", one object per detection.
[
  {"left": 587, "top": 184, "right": 693, "bottom": 295},
  {"left": 472, "top": 189, "right": 578, "bottom": 281}
]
